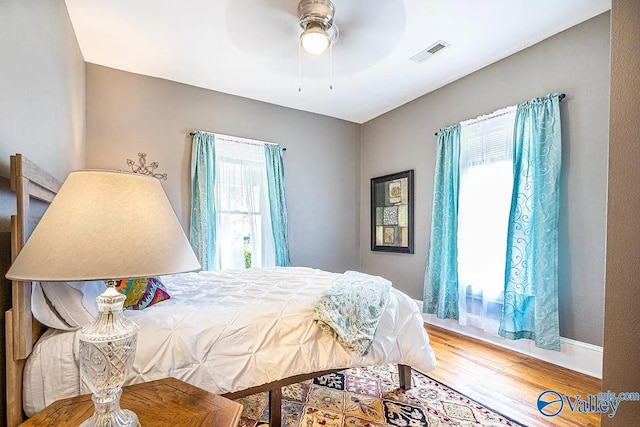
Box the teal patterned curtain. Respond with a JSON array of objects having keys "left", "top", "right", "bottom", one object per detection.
[
  {"left": 423, "top": 124, "right": 461, "bottom": 319},
  {"left": 190, "top": 131, "right": 217, "bottom": 270},
  {"left": 499, "top": 93, "right": 562, "bottom": 351},
  {"left": 264, "top": 144, "right": 291, "bottom": 266}
]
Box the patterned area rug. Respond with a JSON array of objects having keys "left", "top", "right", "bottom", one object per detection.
[{"left": 234, "top": 364, "right": 524, "bottom": 427}]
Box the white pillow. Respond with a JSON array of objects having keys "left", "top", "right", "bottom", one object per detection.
[
  {"left": 31, "top": 282, "right": 75, "bottom": 330},
  {"left": 33, "top": 281, "right": 105, "bottom": 330},
  {"left": 67, "top": 281, "right": 104, "bottom": 318}
]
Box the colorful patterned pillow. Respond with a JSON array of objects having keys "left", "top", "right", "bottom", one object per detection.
[{"left": 115, "top": 277, "right": 170, "bottom": 310}]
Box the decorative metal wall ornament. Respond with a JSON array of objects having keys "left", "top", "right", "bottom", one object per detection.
[{"left": 125, "top": 153, "right": 167, "bottom": 180}]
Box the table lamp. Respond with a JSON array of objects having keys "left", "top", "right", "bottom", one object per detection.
[{"left": 6, "top": 170, "right": 200, "bottom": 427}]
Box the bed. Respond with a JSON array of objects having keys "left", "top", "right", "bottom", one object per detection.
[{"left": 5, "top": 153, "right": 436, "bottom": 427}]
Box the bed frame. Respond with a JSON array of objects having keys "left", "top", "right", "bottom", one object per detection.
[
  {"left": 5, "top": 153, "right": 412, "bottom": 427},
  {"left": 6, "top": 154, "right": 62, "bottom": 427},
  {"left": 223, "top": 364, "right": 412, "bottom": 426}
]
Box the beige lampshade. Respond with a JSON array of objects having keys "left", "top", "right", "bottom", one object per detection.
[{"left": 6, "top": 170, "right": 200, "bottom": 281}]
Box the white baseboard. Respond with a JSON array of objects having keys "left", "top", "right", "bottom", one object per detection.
[{"left": 417, "top": 300, "right": 603, "bottom": 379}]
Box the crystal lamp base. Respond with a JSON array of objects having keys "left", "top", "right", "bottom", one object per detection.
[
  {"left": 79, "top": 389, "right": 140, "bottom": 427},
  {"left": 79, "top": 280, "right": 140, "bottom": 427}
]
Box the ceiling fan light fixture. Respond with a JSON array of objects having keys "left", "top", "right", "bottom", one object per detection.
[
  {"left": 297, "top": 0, "right": 335, "bottom": 55},
  {"left": 298, "top": 0, "right": 334, "bottom": 29},
  {"left": 300, "top": 23, "right": 331, "bottom": 55}
]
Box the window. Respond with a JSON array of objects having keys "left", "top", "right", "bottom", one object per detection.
[
  {"left": 190, "top": 131, "right": 290, "bottom": 271},
  {"left": 457, "top": 106, "right": 516, "bottom": 332},
  {"left": 214, "top": 138, "right": 276, "bottom": 270},
  {"left": 425, "top": 93, "right": 562, "bottom": 348}
]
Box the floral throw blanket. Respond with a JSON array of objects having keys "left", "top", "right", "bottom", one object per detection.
[{"left": 314, "top": 271, "right": 392, "bottom": 356}]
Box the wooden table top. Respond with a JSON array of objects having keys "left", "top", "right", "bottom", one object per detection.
[{"left": 20, "top": 377, "right": 243, "bottom": 427}]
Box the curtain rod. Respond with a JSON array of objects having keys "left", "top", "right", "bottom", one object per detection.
[
  {"left": 434, "top": 93, "right": 566, "bottom": 136},
  {"left": 189, "top": 131, "right": 286, "bottom": 151}
]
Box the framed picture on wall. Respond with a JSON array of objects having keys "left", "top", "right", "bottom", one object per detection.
[{"left": 371, "top": 169, "right": 414, "bottom": 253}]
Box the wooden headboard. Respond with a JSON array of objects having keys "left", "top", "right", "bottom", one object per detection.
[{"left": 5, "top": 154, "right": 61, "bottom": 427}]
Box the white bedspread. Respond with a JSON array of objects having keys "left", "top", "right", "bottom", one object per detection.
[{"left": 24, "top": 267, "right": 436, "bottom": 416}]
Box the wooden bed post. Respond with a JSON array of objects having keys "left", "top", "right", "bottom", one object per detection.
[
  {"left": 5, "top": 154, "right": 61, "bottom": 427},
  {"left": 398, "top": 364, "right": 412, "bottom": 390},
  {"left": 268, "top": 386, "right": 282, "bottom": 427},
  {"left": 6, "top": 310, "right": 26, "bottom": 427}
]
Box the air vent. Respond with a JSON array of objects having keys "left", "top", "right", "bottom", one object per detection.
[{"left": 409, "top": 40, "right": 450, "bottom": 64}]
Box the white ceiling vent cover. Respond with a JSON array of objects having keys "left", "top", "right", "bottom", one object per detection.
[{"left": 409, "top": 40, "right": 450, "bottom": 64}]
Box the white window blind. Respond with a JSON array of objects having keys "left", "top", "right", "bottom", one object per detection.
[
  {"left": 457, "top": 106, "right": 516, "bottom": 333},
  {"left": 214, "top": 138, "right": 276, "bottom": 270},
  {"left": 459, "top": 107, "right": 516, "bottom": 167}
]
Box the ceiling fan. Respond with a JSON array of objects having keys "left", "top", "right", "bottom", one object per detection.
[
  {"left": 297, "top": 0, "right": 339, "bottom": 55},
  {"left": 225, "top": 0, "right": 406, "bottom": 79}
]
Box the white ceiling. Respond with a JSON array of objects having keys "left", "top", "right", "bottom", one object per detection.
[{"left": 65, "top": 0, "right": 610, "bottom": 124}]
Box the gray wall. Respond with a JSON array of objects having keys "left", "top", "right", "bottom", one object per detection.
[
  {"left": 602, "top": 0, "right": 640, "bottom": 424},
  {"left": 359, "top": 13, "right": 610, "bottom": 346},
  {"left": 0, "top": 0, "right": 86, "bottom": 422},
  {"left": 85, "top": 64, "right": 361, "bottom": 273}
]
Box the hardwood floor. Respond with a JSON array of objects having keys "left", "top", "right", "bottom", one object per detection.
[{"left": 425, "top": 325, "right": 601, "bottom": 427}]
